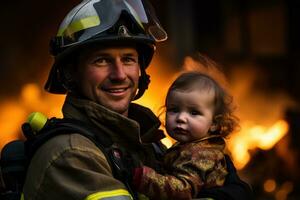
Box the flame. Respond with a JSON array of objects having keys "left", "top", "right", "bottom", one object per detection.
[
  {"left": 228, "top": 120, "right": 289, "bottom": 169},
  {"left": 0, "top": 101, "right": 27, "bottom": 148},
  {"left": 0, "top": 56, "right": 295, "bottom": 171},
  {"left": 0, "top": 83, "right": 64, "bottom": 149}
]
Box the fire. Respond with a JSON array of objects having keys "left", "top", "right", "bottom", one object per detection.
[
  {"left": 0, "top": 83, "right": 64, "bottom": 149},
  {"left": 227, "top": 120, "right": 289, "bottom": 169},
  {"left": 0, "top": 101, "right": 27, "bottom": 149},
  {"left": 0, "top": 55, "right": 294, "bottom": 171}
]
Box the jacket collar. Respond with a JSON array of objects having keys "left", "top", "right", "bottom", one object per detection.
[{"left": 62, "top": 94, "right": 164, "bottom": 145}]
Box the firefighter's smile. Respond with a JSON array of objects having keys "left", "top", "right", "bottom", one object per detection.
[{"left": 102, "top": 86, "right": 130, "bottom": 97}]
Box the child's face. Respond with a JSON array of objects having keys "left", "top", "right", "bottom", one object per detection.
[{"left": 165, "top": 89, "right": 215, "bottom": 143}]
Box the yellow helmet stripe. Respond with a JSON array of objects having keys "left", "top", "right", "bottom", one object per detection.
[
  {"left": 57, "top": 15, "right": 100, "bottom": 37},
  {"left": 85, "top": 189, "right": 133, "bottom": 200}
]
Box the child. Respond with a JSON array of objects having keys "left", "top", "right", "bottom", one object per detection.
[{"left": 133, "top": 70, "right": 239, "bottom": 200}]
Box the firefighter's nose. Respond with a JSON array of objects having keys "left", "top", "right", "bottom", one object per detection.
[{"left": 110, "top": 60, "right": 126, "bottom": 81}]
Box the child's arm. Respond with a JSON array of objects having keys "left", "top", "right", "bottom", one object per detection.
[
  {"left": 133, "top": 165, "right": 195, "bottom": 200},
  {"left": 132, "top": 146, "right": 227, "bottom": 200}
]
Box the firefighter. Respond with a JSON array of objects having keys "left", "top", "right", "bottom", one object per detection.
[
  {"left": 23, "top": 0, "right": 167, "bottom": 199},
  {"left": 22, "top": 0, "right": 252, "bottom": 200}
]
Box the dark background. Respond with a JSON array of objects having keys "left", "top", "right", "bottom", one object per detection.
[{"left": 1, "top": 0, "right": 299, "bottom": 199}]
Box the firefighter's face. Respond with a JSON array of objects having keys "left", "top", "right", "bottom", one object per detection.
[{"left": 75, "top": 46, "right": 140, "bottom": 116}]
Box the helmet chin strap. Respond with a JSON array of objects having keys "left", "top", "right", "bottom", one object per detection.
[
  {"left": 133, "top": 53, "right": 151, "bottom": 100},
  {"left": 134, "top": 69, "right": 150, "bottom": 100}
]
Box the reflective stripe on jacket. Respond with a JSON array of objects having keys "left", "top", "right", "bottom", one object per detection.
[{"left": 85, "top": 189, "right": 132, "bottom": 200}]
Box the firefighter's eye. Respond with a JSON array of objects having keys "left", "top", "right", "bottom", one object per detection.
[
  {"left": 122, "top": 56, "right": 138, "bottom": 65},
  {"left": 94, "top": 57, "right": 111, "bottom": 66}
]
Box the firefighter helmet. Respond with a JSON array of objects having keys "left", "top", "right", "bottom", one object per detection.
[{"left": 45, "top": 0, "right": 167, "bottom": 99}]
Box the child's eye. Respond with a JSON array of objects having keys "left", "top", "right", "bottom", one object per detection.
[
  {"left": 190, "top": 110, "right": 201, "bottom": 115},
  {"left": 166, "top": 107, "right": 179, "bottom": 113}
]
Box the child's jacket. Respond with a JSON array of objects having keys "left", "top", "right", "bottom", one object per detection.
[{"left": 134, "top": 136, "right": 228, "bottom": 200}]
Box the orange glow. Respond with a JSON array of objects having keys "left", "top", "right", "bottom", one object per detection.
[
  {"left": 161, "top": 137, "right": 173, "bottom": 148},
  {"left": 0, "top": 56, "right": 294, "bottom": 172},
  {"left": 264, "top": 179, "right": 276, "bottom": 193},
  {"left": 135, "top": 55, "right": 177, "bottom": 112},
  {"left": 0, "top": 101, "right": 27, "bottom": 149},
  {"left": 0, "top": 83, "right": 64, "bottom": 149},
  {"left": 275, "top": 181, "right": 294, "bottom": 200},
  {"left": 256, "top": 120, "right": 289, "bottom": 150},
  {"left": 228, "top": 120, "right": 289, "bottom": 169}
]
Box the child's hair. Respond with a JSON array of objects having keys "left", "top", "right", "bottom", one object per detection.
[{"left": 165, "top": 71, "right": 239, "bottom": 138}]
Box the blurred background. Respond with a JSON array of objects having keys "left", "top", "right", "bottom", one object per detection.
[{"left": 0, "top": 0, "right": 299, "bottom": 199}]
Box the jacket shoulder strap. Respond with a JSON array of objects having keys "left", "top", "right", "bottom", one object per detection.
[
  {"left": 25, "top": 118, "right": 112, "bottom": 157},
  {"left": 25, "top": 118, "right": 138, "bottom": 200}
]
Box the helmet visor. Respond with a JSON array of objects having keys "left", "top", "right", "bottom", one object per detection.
[{"left": 55, "top": 0, "right": 167, "bottom": 49}]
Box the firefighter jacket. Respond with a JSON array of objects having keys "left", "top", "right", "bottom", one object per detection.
[
  {"left": 133, "top": 136, "right": 228, "bottom": 200},
  {"left": 22, "top": 94, "right": 165, "bottom": 200}
]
